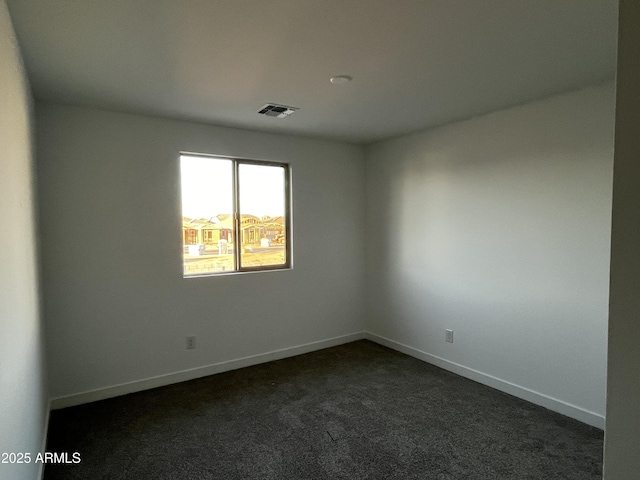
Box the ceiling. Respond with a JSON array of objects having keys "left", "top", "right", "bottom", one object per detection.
[{"left": 6, "top": 0, "right": 618, "bottom": 144}]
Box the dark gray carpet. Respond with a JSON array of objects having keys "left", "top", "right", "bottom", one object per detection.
[{"left": 44, "top": 340, "right": 603, "bottom": 479}]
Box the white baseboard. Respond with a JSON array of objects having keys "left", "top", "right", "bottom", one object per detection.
[
  {"left": 50, "top": 331, "right": 366, "bottom": 410},
  {"left": 365, "top": 332, "right": 605, "bottom": 430},
  {"left": 49, "top": 330, "right": 604, "bottom": 430}
]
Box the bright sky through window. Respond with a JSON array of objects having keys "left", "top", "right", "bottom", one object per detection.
[
  {"left": 180, "top": 155, "right": 285, "bottom": 219},
  {"left": 238, "top": 163, "right": 285, "bottom": 218}
]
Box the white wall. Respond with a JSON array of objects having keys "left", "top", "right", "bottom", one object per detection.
[
  {"left": 365, "top": 83, "right": 615, "bottom": 428},
  {"left": 0, "top": 1, "right": 48, "bottom": 479},
  {"left": 604, "top": 0, "right": 640, "bottom": 477},
  {"left": 36, "top": 103, "right": 366, "bottom": 404}
]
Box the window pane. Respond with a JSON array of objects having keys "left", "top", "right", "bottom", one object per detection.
[
  {"left": 180, "top": 155, "right": 236, "bottom": 275},
  {"left": 238, "top": 163, "right": 287, "bottom": 268}
]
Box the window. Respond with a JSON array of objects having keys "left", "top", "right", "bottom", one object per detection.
[{"left": 180, "top": 153, "right": 291, "bottom": 276}]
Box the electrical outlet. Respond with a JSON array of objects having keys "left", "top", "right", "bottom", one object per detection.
[
  {"left": 186, "top": 336, "right": 196, "bottom": 349},
  {"left": 445, "top": 329, "right": 454, "bottom": 343}
]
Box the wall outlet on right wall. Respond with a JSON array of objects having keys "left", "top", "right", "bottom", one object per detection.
[{"left": 445, "top": 329, "right": 453, "bottom": 343}]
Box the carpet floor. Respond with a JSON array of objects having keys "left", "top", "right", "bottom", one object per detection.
[{"left": 44, "top": 340, "right": 603, "bottom": 479}]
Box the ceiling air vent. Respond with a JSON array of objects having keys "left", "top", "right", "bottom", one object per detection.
[{"left": 257, "top": 104, "right": 298, "bottom": 118}]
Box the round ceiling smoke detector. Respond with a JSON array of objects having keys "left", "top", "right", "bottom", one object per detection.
[{"left": 330, "top": 75, "right": 353, "bottom": 84}]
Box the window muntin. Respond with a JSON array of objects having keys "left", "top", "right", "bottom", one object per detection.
[{"left": 180, "top": 154, "right": 290, "bottom": 276}]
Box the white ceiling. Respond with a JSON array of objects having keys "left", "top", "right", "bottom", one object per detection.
[{"left": 6, "top": 0, "right": 618, "bottom": 144}]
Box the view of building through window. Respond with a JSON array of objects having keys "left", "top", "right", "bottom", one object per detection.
[{"left": 180, "top": 154, "right": 289, "bottom": 276}]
